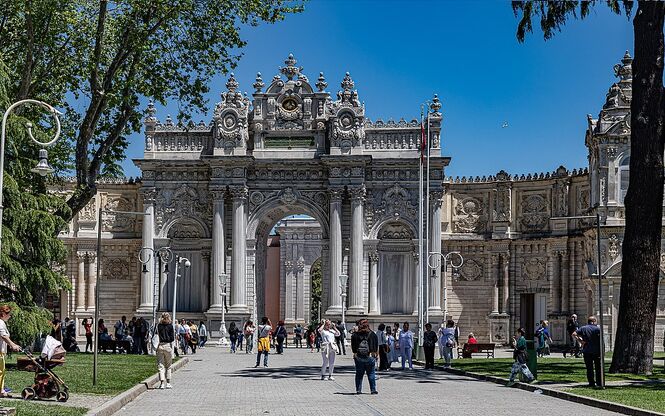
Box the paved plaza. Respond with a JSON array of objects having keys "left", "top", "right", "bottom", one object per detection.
[{"left": 116, "top": 346, "right": 621, "bottom": 416}]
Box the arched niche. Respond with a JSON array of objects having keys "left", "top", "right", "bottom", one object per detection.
[{"left": 376, "top": 221, "right": 416, "bottom": 314}]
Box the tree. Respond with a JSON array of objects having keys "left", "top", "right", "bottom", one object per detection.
[
  {"left": 0, "top": 0, "right": 303, "bottom": 222},
  {"left": 310, "top": 259, "right": 322, "bottom": 323},
  {"left": 0, "top": 61, "right": 70, "bottom": 346},
  {"left": 512, "top": 1, "right": 665, "bottom": 374}
]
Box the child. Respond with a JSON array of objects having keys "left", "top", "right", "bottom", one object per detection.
[{"left": 507, "top": 328, "right": 534, "bottom": 386}]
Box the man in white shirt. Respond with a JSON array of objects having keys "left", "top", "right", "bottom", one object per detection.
[{"left": 0, "top": 305, "right": 21, "bottom": 397}]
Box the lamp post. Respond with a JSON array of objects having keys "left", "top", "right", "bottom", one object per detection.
[
  {"left": 93, "top": 208, "right": 149, "bottom": 386},
  {"left": 427, "top": 251, "right": 464, "bottom": 323},
  {"left": 550, "top": 206, "right": 605, "bottom": 388},
  {"left": 338, "top": 274, "right": 348, "bottom": 333},
  {"left": 172, "top": 255, "right": 191, "bottom": 331},
  {"left": 217, "top": 273, "right": 230, "bottom": 346},
  {"left": 139, "top": 246, "right": 173, "bottom": 354},
  {"left": 0, "top": 99, "right": 62, "bottom": 254}
]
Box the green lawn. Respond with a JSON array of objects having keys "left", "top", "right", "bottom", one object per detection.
[
  {"left": 4, "top": 352, "right": 160, "bottom": 395},
  {"left": 0, "top": 399, "right": 87, "bottom": 416},
  {"left": 441, "top": 357, "right": 657, "bottom": 384},
  {"left": 564, "top": 384, "right": 665, "bottom": 414}
]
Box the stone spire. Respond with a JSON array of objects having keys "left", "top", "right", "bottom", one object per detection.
[
  {"left": 253, "top": 72, "right": 265, "bottom": 93},
  {"left": 316, "top": 72, "right": 328, "bottom": 92},
  {"left": 279, "top": 53, "right": 303, "bottom": 80}
]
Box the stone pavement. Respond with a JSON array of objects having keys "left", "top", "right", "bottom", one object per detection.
[{"left": 116, "top": 346, "right": 621, "bottom": 416}]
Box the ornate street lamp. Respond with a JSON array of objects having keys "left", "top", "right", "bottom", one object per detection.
[
  {"left": 0, "top": 99, "right": 62, "bottom": 254},
  {"left": 139, "top": 246, "right": 173, "bottom": 354},
  {"left": 338, "top": 274, "right": 348, "bottom": 333},
  {"left": 217, "top": 273, "right": 230, "bottom": 346},
  {"left": 427, "top": 251, "right": 463, "bottom": 322}
]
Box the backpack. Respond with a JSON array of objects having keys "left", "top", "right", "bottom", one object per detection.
[{"left": 357, "top": 335, "right": 370, "bottom": 357}]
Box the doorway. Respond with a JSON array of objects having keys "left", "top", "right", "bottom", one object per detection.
[{"left": 520, "top": 293, "right": 547, "bottom": 336}]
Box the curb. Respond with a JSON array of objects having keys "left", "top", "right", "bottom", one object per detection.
[
  {"left": 86, "top": 356, "right": 190, "bottom": 416},
  {"left": 429, "top": 363, "right": 665, "bottom": 416}
]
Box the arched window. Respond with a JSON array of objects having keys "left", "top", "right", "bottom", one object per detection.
[{"left": 618, "top": 156, "right": 630, "bottom": 204}]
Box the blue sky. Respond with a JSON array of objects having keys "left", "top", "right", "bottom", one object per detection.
[{"left": 123, "top": 0, "right": 632, "bottom": 178}]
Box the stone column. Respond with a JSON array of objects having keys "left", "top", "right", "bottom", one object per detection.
[
  {"left": 326, "top": 187, "right": 344, "bottom": 314},
  {"left": 501, "top": 254, "right": 510, "bottom": 314},
  {"left": 348, "top": 186, "right": 365, "bottom": 314},
  {"left": 208, "top": 190, "right": 226, "bottom": 312},
  {"left": 86, "top": 252, "right": 97, "bottom": 311},
  {"left": 368, "top": 250, "right": 379, "bottom": 315},
  {"left": 296, "top": 258, "right": 305, "bottom": 321},
  {"left": 230, "top": 186, "right": 248, "bottom": 312},
  {"left": 284, "top": 260, "right": 294, "bottom": 321},
  {"left": 561, "top": 249, "right": 569, "bottom": 313},
  {"left": 428, "top": 191, "right": 443, "bottom": 313},
  {"left": 138, "top": 195, "right": 155, "bottom": 312},
  {"left": 76, "top": 252, "right": 86, "bottom": 311},
  {"left": 491, "top": 254, "right": 499, "bottom": 314}
]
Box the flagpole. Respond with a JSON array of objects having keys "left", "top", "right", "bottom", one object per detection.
[
  {"left": 418, "top": 105, "right": 425, "bottom": 352},
  {"left": 425, "top": 109, "right": 431, "bottom": 326}
]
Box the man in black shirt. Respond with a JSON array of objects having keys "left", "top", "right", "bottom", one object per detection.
[
  {"left": 335, "top": 321, "right": 347, "bottom": 355},
  {"left": 351, "top": 319, "right": 379, "bottom": 394},
  {"left": 573, "top": 315, "right": 602, "bottom": 388}
]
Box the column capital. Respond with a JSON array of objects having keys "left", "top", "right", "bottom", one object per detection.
[
  {"left": 76, "top": 251, "right": 88, "bottom": 261},
  {"left": 211, "top": 189, "right": 227, "bottom": 201},
  {"left": 430, "top": 189, "right": 444, "bottom": 207},
  {"left": 86, "top": 251, "right": 97, "bottom": 262},
  {"left": 368, "top": 250, "right": 379, "bottom": 264},
  {"left": 329, "top": 186, "right": 345, "bottom": 202},
  {"left": 141, "top": 187, "right": 157, "bottom": 204},
  {"left": 229, "top": 186, "right": 248, "bottom": 201},
  {"left": 349, "top": 185, "right": 366, "bottom": 202}
]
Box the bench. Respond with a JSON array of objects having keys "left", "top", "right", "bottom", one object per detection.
[
  {"left": 457, "top": 343, "right": 495, "bottom": 358},
  {"left": 98, "top": 338, "right": 132, "bottom": 353}
]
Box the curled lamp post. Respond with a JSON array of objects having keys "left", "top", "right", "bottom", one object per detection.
[
  {"left": 427, "top": 251, "right": 463, "bottom": 323},
  {"left": 0, "top": 99, "right": 62, "bottom": 254},
  {"left": 93, "top": 209, "right": 148, "bottom": 386},
  {"left": 550, "top": 205, "right": 605, "bottom": 388},
  {"left": 338, "top": 274, "right": 348, "bottom": 340},
  {"left": 139, "top": 246, "right": 173, "bottom": 354},
  {"left": 217, "top": 273, "right": 230, "bottom": 346}
]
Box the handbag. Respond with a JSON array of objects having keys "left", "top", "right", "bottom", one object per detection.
[{"left": 150, "top": 325, "right": 160, "bottom": 350}]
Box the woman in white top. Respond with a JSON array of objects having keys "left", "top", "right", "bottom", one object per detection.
[
  {"left": 317, "top": 320, "right": 340, "bottom": 380},
  {"left": 0, "top": 305, "right": 20, "bottom": 397}
]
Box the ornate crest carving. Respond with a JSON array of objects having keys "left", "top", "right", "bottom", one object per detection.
[
  {"left": 453, "top": 196, "right": 486, "bottom": 233},
  {"left": 279, "top": 187, "right": 299, "bottom": 205},
  {"left": 608, "top": 234, "right": 621, "bottom": 260},
  {"left": 459, "top": 259, "right": 483, "bottom": 281},
  {"left": 102, "top": 197, "right": 135, "bottom": 232},
  {"left": 378, "top": 222, "right": 412, "bottom": 240},
  {"left": 103, "top": 257, "right": 130, "bottom": 280},
  {"left": 213, "top": 73, "right": 250, "bottom": 151},
  {"left": 522, "top": 257, "right": 547, "bottom": 280},
  {"left": 519, "top": 194, "right": 549, "bottom": 231},
  {"left": 492, "top": 184, "right": 510, "bottom": 222},
  {"left": 155, "top": 185, "right": 209, "bottom": 237}
]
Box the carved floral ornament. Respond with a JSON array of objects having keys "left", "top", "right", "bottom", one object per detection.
[
  {"left": 459, "top": 258, "right": 483, "bottom": 281},
  {"left": 608, "top": 234, "right": 621, "bottom": 260},
  {"left": 519, "top": 194, "right": 549, "bottom": 231},
  {"left": 103, "top": 257, "right": 131, "bottom": 280},
  {"left": 521, "top": 257, "right": 547, "bottom": 281},
  {"left": 102, "top": 196, "right": 135, "bottom": 232}
]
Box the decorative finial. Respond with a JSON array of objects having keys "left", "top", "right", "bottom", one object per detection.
[
  {"left": 165, "top": 114, "right": 173, "bottom": 126},
  {"left": 614, "top": 51, "right": 632, "bottom": 82},
  {"left": 429, "top": 94, "right": 442, "bottom": 114},
  {"left": 316, "top": 72, "right": 327, "bottom": 92},
  {"left": 623, "top": 50, "right": 632, "bottom": 62},
  {"left": 145, "top": 101, "right": 157, "bottom": 122},
  {"left": 226, "top": 73, "right": 239, "bottom": 92},
  {"left": 253, "top": 72, "right": 265, "bottom": 93},
  {"left": 341, "top": 72, "right": 354, "bottom": 90},
  {"left": 279, "top": 53, "right": 303, "bottom": 80}
]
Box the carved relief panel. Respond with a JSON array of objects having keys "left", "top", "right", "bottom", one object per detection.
[
  {"left": 519, "top": 192, "right": 550, "bottom": 232},
  {"left": 452, "top": 194, "right": 487, "bottom": 233}
]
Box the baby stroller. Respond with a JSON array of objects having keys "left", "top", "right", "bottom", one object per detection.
[{"left": 16, "top": 335, "right": 69, "bottom": 402}]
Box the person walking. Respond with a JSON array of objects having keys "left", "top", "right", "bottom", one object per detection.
[
  {"left": 0, "top": 305, "right": 20, "bottom": 397},
  {"left": 376, "top": 324, "right": 388, "bottom": 371},
  {"left": 437, "top": 320, "right": 446, "bottom": 360},
  {"left": 573, "top": 316, "right": 602, "bottom": 388},
  {"left": 440, "top": 319, "right": 456, "bottom": 368},
  {"left": 178, "top": 319, "right": 191, "bottom": 355},
  {"left": 237, "top": 328, "right": 244, "bottom": 352},
  {"left": 198, "top": 321, "right": 208, "bottom": 348},
  {"left": 423, "top": 323, "right": 438, "bottom": 370},
  {"left": 255, "top": 317, "right": 272, "bottom": 368},
  {"left": 535, "top": 320, "right": 553, "bottom": 357},
  {"left": 318, "top": 320, "right": 340, "bottom": 380},
  {"left": 82, "top": 318, "right": 93, "bottom": 353},
  {"left": 294, "top": 324, "right": 304, "bottom": 348},
  {"left": 385, "top": 326, "right": 396, "bottom": 370},
  {"left": 397, "top": 322, "right": 414, "bottom": 370},
  {"left": 335, "top": 321, "right": 347, "bottom": 355},
  {"left": 188, "top": 321, "right": 198, "bottom": 354},
  {"left": 274, "top": 321, "right": 287, "bottom": 354},
  {"left": 507, "top": 328, "right": 534, "bottom": 386},
  {"left": 156, "top": 312, "right": 175, "bottom": 389},
  {"left": 564, "top": 314, "right": 581, "bottom": 358},
  {"left": 351, "top": 319, "right": 379, "bottom": 395},
  {"left": 228, "top": 322, "right": 239, "bottom": 353},
  {"left": 244, "top": 320, "right": 255, "bottom": 354}
]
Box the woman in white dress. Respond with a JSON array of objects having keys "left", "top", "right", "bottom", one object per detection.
[
  {"left": 385, "top": 326, "right": 396, "bottom": 370},
  {"left": 317, "top": 320, "right": 340, "bottom": 380}
]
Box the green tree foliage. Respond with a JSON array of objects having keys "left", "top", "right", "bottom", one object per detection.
[
  {"left": 310, "top": 258, "right": 322, "bottom": 323},
  {"left": 0, "top": 0, "right": 304, "bottom": 222},
  {"left": 512, "top": 1, "right": 665, "bottom": 375},
  {"left": 0, "top": 61, "right": 70, "bottom": 346}
]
